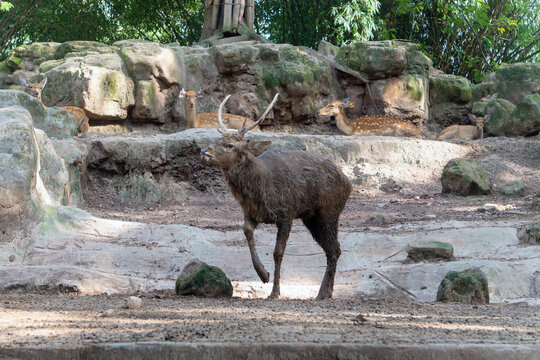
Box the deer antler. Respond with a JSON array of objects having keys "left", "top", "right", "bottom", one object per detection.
[
  {"left": 235, "top": 93, "right": 279, "bottom": 139},
  {"left": 217, "top": 93, "right": 280, "bottom": 139}
]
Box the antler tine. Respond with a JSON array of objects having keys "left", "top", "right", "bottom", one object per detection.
[
  {"left": 217, "top": 95, "right": 233, "bottom": 134},
  {"left": 236, "top": 93, "right": 279, "bottom": 139}
]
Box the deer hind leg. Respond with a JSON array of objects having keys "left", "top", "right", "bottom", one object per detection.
[
  {"left": 268, "top": 218, "right": 292, "bottom": 299},
  {"left": 243, "top": 217, "right": 269, "bottom": 284},
  {"left": 302, "top": 212, "right": 341, "bottom": 300}
]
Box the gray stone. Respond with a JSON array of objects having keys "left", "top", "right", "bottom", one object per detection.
[
  {"left": 499, "top": 180, "right": 525, "bottom": 197},
  {"left": 518, "top": 225, "right": 540, "bottom": 245},
  {"left": 507, "top": 94, "right": 540, "bottom": 137},
  {"left": 176, "top": 259, "right": 233, "bottom": 298},
  {"left": 406, "top": 241, "right": 454, "bottom": 262},
  {"left": 441, "top": 158, "right": 491, "bottom": 196},
  {"left": 484, "top": 99, "right": 517, "bottom": 136},
  {"left": 437, "top": 268, "right": 489, "bottom": 304}
]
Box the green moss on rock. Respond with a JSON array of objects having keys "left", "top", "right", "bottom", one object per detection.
[
  {"left": 441, "top": 158, "right": 491, "bottom": 196},
  {"left": 484, "top": 99, "right": 516, "bottom": 136},
  {"left": 499, "top": 180, "right": 525, "bottom": 197},
  {"left": 507, "top": 94, "right": 540, "bottom": 137},
  {"left": 176, "top": 260, "right": 233, "bottom": 298},
  {"left": 406, "top": 241, "right": 454, "bottom": 262},
  {"left": 437, "top": 268, "right": 489, "bottom": 304}
]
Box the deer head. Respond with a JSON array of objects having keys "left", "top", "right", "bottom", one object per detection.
[
  {"left": 200, "top": 93, "right": 279, "bottom": 168},
  {"left": 317, "top": 99, "right": 354, "bottom": 117},
  {"left": 178, "top": 88, "right": 203, "bottom": 109},
  {"left": 20, "top": 76, "right": 47, "bottom": 100}
]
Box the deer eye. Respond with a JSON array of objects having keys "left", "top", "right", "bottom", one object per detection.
[{"left": 222, "top": 144, "right": 234, "bottom": 151}]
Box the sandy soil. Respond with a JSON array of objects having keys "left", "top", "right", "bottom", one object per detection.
[
  {"left": 2, "top": 133, "right": 539, "bottom": 350},
  {"left": 0, "top": 291, "right": 538, "bottom": 348}
]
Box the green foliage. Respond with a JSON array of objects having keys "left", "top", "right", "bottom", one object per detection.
[
  {"left": 0, "top": 0, "right": 537, "bottom": 82},
  {"left": 376, "top": 0, "right": 540, "bottom": 82},
  {"left": 332, "top": 0, "right": 380, "bottom": 43},
  {"left": 1, "top": 1, "right": 14, "bottom": 11}
]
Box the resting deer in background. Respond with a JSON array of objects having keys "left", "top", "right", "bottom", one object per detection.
[
  {"left": 179, "top": 88, "right": 260, "bottom": 131},
  {"left": 318, "top": 99, "right": 423, "bottom": 138},
  {"left": 20, "top": 77, "right": 89, "bottom": 134},
  {"left": 201, "top": 93, "right": 352, "bottom": 300},
  {"left": 437, "top": 114, "right": 489, "bottom": 141}
]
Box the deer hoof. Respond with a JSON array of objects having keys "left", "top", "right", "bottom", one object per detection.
[{"left": 267, "top": 291, "right": 279, "bottom": 300}]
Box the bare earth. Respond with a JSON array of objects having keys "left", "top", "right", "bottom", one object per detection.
[{"left": 1, "top": 134, "right": 539, "bottom": 355}]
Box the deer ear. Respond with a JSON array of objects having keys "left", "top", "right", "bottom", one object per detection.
[
  {"left": 19, "top": 77, "right": 28, "bottom": 87},
  {"left": 484, "top": 114, "right": 490, "bottom": 121},
  {"left": 179, "top": 88, "right": 186, "bottom": 98},
  {"left": 39, "top": 77, "right": 47, "bottom": 89},
  {"left": 246, "top": 140, "right": 272, "bottom": 156},
  {"left": 197, "top": 88, "right": 204, "bottom": 98}
]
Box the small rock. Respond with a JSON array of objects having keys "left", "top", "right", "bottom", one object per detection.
[
  {"left": 517, "top": 224, "right": 540, "bottom": 245},
  {"left": 125, "top": 296, "right": 142, "bottom": 309},
  {"left": 479, "top": 203, "right": 515, "bottom": 212},
  {"left": 364, "top": 214, "right": 388, "bottom": 226},
  {"left": 531, "top": 197, "right": 540, "bottom": 211},
  {"left": 176, "top": 259, "right": 233, "bottom": 298},
  {"left": 164, "top": 330, "right": 175, "bottom": 341},
  {"left": 178, "top": 246, "right": 187, "bottom": 253},
  {"left": 499, "top": 181, "right": 525, "bottom": 197},
  {"left": 8, "top": 255, "right": 15, "bottom": 262},
  {"left": 406, "top": 241, "right": 454, "bottom": 263},
  {"left": 437, "top": 268, "right": 489, "bottom": 305},
  {"left": 102, "top": 309, "right": 114, "bottom": 317}
]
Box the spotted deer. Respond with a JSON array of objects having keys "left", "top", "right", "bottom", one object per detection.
[
  {"left": 179, "top": 88, "right": 260, "bottom": 131},
  {"left": 201, "top": 93, "right": 352, "bottom": 300},
  {"left": 437, "top": 114, "right": 489, "bottom": 141},
  {"left": 20, "top": 77, "right": 89, "bottom": 134},
  {"left": 318, "top": 99, "right": 423, "bottom": 138}
]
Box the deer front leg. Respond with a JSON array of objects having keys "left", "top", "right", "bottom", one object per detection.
[
  {"left": 268, "top": 219, "right": 292, "bottom": 300},
  {"left": 243, "top": 217, "right": 269, "bottom": 283}
]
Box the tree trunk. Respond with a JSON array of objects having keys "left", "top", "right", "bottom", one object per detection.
[{"left": 200, "top": 0, "right": 255, "bottom": 41}]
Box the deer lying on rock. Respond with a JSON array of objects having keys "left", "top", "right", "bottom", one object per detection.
[
  {"left": 179, "top": 88, "right": 260, "bottom": 131},
  {"left": 318, "top": 99, "right": 423, "bottom": 138},
  {"left": 437, "top": 114, "right": 489, "bottom": 141},
  {"left": 201, "top": 93, "right": 352, "bottom": 300},
  {"left": 20, "top": 77, "right": 89, "bottom": 134}
]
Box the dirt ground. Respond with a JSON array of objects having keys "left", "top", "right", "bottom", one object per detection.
[
  {"left": 0, "top": 291, "right": 538, "bottom": 348},
  {"left": 2, "top": 132, "right": 539, "bottom": 350}
]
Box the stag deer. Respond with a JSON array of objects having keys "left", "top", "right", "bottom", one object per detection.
[
  {"left": 318, "top": 99, "right": 423, "bottom": 138},
  {"left": 20, "top": 77, "right": 89, "bottom": 134},
  {"left": 437, "top": 114, "right": 489, "bottom": 141},
  {"left": 201, "top": 94, "right": 352, "bottom": 300},
  {"left": 179, "top": 88, "right": 260, "bottom": 131}
]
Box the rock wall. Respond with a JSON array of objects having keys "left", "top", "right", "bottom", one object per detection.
[{"left": 1, "top": 40, "right": 538, "bottom": 135}]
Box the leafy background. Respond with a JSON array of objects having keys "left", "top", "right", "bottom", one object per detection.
[{"left": 1, "top": 0, "right": 538, "bottom": 82}]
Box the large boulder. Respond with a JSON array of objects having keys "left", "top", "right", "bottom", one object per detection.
[
  {"left": 506, "top": 94, "right": 540, "bottom": 137},
  {"left": 175, "top": 259, "right": 233, "bottom": 298},
  {"left": 484, "top": 98, "right": 517, "bottom": 136},
  {"left": 437, "top": 268, "right": 490, "bottom": 304},
  {"left": 336, "top": 41, "right": 432, "bottom": 124},
  {"left": 483, "top": 62, "right": 540, "bottom": 105},
  {"left": 429, "top": 74, "right": 472, "bottom": 127},
  {"left": 441, "top": 158, "right": 491, "bottom": 196}
]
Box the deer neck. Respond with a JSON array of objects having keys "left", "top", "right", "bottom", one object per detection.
[
  {"left": 36, "top": 95, "right": 48, "bottom": 109},
  {"left": 477, "top": 124, "right": 483, "bottom": 139},
  {"left": 184, "top": 101, "right": 197, "bottom": 127},
  {"left": 223, "top": 155, "right": 269, "bottom": 215},
  {"left": 334, "top": 108, "right": 354, "bottom": 135}
]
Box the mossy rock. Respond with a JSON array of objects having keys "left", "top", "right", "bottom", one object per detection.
[
  {"left": 336, "top": 41, "right": 407, "bottom": 79},
  {"left": 484, "top": 99, "right": 516, "bottom": 136},
  {"left": 437, "top": 268, "right": 489, "bottom": 304},
  {"left": 176, "top": 259, "right": 233, "bottom": 298},
  {"left": 55, "top": 41, "right": 116, "bottom": 59},
  {"left": 506, "top": 94, "right": 540, "bottom": 137},
  {"left": 493, "top": 62, "right": 540, "bottom": 105},
  {"left": 471, "top": 101, "right": 487, "bottom": 117},
  {"left": 518, "top": 224, "right": 540, "bottom": 245},
  {"left": 499, "top": 180, "right": 525, "bottom": 197},
  {"left": 429, "top": 74, "right": 472, "bottom": 104},
  {"left": 532, "top": 198, "right": 540, "bottom": 211},
  {"left": 406, "top": 241, "right": 454, "bottom": 262},
  {"left": 441, "top": 158, "right": 491, "bottom": 196},
  {"left": 212, "top": 43, "right": 260, "bottom": 74}
]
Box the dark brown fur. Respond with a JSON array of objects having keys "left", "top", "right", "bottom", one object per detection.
[{"left": 202, "top": 134, "right": 352, "bottom": 300}]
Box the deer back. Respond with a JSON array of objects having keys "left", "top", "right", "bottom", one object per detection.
[{"left": 352, "top": 116, "right": 423, "bottom": 138}]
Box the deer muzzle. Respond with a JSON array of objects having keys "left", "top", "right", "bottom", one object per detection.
[{"left": 200, "top": 148, "right": 213, "bottom": 164}]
